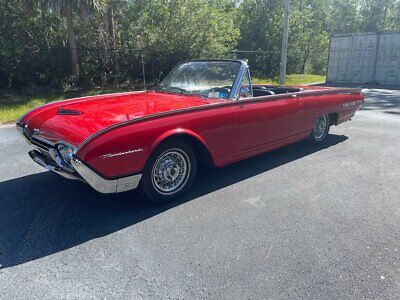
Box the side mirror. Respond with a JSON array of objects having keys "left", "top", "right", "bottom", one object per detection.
[{"left": 239, "top": 86, "right": 252, "bottom": 98}]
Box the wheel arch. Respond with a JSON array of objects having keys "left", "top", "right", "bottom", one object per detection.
[
  {"left": 328, "top": 112, "right": 339, "bottom": 126},
  {"left": 150, "top": 129, "right": 215, "bottom": 168}
]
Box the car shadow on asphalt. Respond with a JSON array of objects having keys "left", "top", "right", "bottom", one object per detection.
[{"left": 0, "top": 134, "right": 347, "bottom": 269}]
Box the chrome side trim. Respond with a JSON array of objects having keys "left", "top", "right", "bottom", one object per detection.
[
  {"left": 71, "top": 158, "right": 142, "bottom": 193},
  {"left": 100, "top": 148, "right": 144, "bottom": 159}
]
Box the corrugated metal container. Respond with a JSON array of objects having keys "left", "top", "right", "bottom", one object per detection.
[{"left": 327, "top": 31, "right": 400, "bottom": 85}]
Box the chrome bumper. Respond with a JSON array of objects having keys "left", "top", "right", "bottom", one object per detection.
[
  {"left": 29, "top": 149, "right": 81, "bottom": 181},
  {"left": 28, "top": 149, "right": 141, "bottom": 194},
  {"left": 71, "top": 158, "right": 142, "bottom": 193},
  {"left": 20, "top": 122, "right": 142, "bottom": 194}
]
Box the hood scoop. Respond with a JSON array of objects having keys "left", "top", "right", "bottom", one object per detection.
[{"left": 57, "top": 108, "right": 82, "bottom": 115}]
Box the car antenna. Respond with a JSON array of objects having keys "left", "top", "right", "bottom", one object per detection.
[{"left": 141, "top": 53, "right": 146, "bottom": 91}]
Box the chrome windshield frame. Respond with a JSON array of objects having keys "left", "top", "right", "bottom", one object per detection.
[
  {"left": 230, "top": 63, "right": 253, "bottom": 101},
  {"left": 156, "top": 59, "right": 249, "bottom": 101}
]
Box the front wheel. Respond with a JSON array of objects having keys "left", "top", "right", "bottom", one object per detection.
[
  {"left": 139, "top": 140, "right": 197, "bottom": 204},
  {"left": 309, "top": 114, "right": 330, "bottom": 144}
]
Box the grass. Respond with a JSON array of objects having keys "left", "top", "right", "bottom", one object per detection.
[
  {"left": 0, "top": 74, "right": 325, "bottom": 124},
  {"left": 252, "top": 74, "right": 325, "bottom": 85}
]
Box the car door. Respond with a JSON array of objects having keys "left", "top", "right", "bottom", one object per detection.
[
  {"left": 262, "top": 93, "right": 303, "bottom": 143},
  {"left": 237, "top": 69, "right": 270, "bottom": 152},
  {"left": 237, "top": 72, "right": 302, "bottom": 154}
]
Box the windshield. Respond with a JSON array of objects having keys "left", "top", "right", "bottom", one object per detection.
[{"left": 156, "top": 61, "right": 241, "bottom": 99}]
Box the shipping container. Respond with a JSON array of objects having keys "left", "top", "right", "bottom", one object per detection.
[{"left": 327, "top": 31, "right": 400, "bottom": 85}]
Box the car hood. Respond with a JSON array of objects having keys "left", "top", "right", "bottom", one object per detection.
[{"left": 21, "top": 91, "right": 214, "bottom": 146}]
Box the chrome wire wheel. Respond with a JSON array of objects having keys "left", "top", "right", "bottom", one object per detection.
[
  {"left": 151, "top": 149, "right": 190, "bottom": 195},
  {"left": 313, "top": 115, "right": 329, "bottom": 141}
]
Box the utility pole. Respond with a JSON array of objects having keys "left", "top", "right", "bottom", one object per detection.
[
  {"left": 141, "top": 53, "right": 146, "bottom": 91},
  {"left": 279, "top": 0, "right": 290, "bottom": 85}
]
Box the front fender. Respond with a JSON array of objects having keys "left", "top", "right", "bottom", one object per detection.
[
  {"left": 75, "top": 123, "right": 214, "bottom": 179},
  {"left": 150, "top": 128, "right": 209, "bottom": 151},
  {"left": 74, "top": 103, "right": 237, "bottom": 179}
]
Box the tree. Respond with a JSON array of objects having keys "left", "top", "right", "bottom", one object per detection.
[
  {"left": 288, "top": 0, "right": 329, "bottom": 74},
  {"left": 4, "top": 0, "right": 400, "bottom": 89},
  {"left": 33, "top": 0, "right": 107, "bottom": 79},
  {"left": 237, "top": 0, "right": 284, "bottom": 77}
]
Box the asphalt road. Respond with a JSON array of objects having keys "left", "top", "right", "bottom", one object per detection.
[{"left": 0, "top": 89, "right": 399, "bottom": 299}]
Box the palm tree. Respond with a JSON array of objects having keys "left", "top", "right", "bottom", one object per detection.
[{"left": 34, "top": 0, "right": 107, "bottom": 79}]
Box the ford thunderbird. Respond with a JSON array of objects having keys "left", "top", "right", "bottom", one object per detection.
[{"left": 17, "top": 60, "right": 364, "bottom": 203}]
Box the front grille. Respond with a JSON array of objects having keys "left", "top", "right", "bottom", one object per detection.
[
  {"left": 30, "top": 136, "right": 53, "bottom": 151},
  {"left": 18, "top": 123, "right": 75, "bottom": 174},
  {"left": 18, "top": 123, "right": 54, "bottom": 151},
  {"left": 39, "top": 148, "right": 54, "bottom": 163},
  {"left": 37, "top": 149, "right": 57, "bottom": 168}
]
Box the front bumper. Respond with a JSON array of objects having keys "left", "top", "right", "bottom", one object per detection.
[
  {"left": 28, "top": 149, "right": 142, "bottom": 194},
  {"left": 29, "top": 149, "right": 81, "bottom": 181},
  {"left": 71, "top": 157, "right": 142, "bottom": 193},
  {"left": 19, "top": 122, "right": 141, "bottom": 193}
]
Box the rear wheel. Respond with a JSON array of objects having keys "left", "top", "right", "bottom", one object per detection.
[
  {"left": 310, "top": 114, "right": 330, "bottom": 144},
  {"left": 139, "top": 140, "right": 197, "bottom": 204}
]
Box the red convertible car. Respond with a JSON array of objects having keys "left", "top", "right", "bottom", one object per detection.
[{"left": 17, "top": 60, "right": 363, "bottom": 203}]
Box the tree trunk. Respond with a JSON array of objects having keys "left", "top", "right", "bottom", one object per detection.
[
  {"left": 382, "top": 2, "right": 389, "bottom": 29},
  {"left": 108, "top": 4, "right": 116, "bottom": 51},
  {"left": 65, "top": 0, "right": 80, "bottom": 78},
  {"left": 108, "top": 1, "right": 117, "bottom": 81},
  {"left": 301, "top": 46, "right": 310, "bottom": 74}
]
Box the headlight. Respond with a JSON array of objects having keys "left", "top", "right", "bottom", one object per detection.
[{"left": 57, "top": 143, "right": 75, "bottom": 167}]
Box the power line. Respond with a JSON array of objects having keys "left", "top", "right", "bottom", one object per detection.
[{"left": 0, "top": 46, "right": 280, "bottom": 54}]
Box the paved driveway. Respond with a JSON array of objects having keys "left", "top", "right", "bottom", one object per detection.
[{"left": 0, "top": 89, "right": 399, "bottom": 299}]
